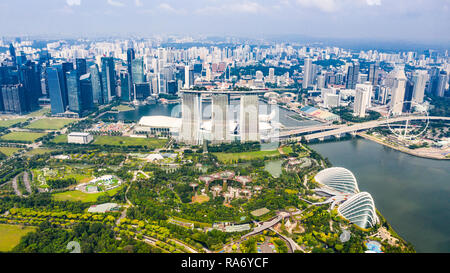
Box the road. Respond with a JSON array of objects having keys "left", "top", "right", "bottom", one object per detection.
[
  {"left": 284, "top": 115, "right": 450, "bottom": 141},
  {"left": 11, "top": 175, "right": 22, "bottom": 197}
]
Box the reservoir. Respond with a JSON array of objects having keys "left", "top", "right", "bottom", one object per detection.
[{"left": 310, "top": 138, "right": 450, "bottom": 253}]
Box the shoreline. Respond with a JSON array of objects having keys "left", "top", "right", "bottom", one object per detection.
[{"left": 357, "top": 132, "right": 450, "bottom": 161}]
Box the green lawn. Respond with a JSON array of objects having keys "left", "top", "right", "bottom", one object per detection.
[
  {"left": 0, "top": 118, "right": 27, "bottom": 128},
  {"left": 51, "top": 134, "right": 68, "bottom": 143},
  {"left": 52, "top": 186, "right": 124, "bottom": 203},
  {"left": 0, "top": 147, "right": 22, "bottom": 157},
  {"left": 93, "top": 135, "right": 167, "bottom": 148},
  {"left": 213, "top": 149, "right": 280, "bottom": 163},
  {"left": 0, "top": 224, "right": 36, "bottom": 252},
  {"left": 26, "top": 107, "right": 50, "bottom": 118},
  {"left": 112, "top": 105, "right": 135, "bottom": 112},
  {"left": 25, "top": 118, "right": 77, "bottom": 130},
  {"left": 25, "top": 148, "right": 56, "bottom": 156},
  {"left": 0, "top": 132, "right": 47, "bottom": 142}
]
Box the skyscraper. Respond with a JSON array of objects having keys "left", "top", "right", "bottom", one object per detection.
[
  {"left": 180, "top": 92, "right": 202, "bottom": 145},
  {"left": 101, "top": 57, "right": 116, "bottom": 103},
  {"left": 211, "top": 94, "right": 230, "bottom": 144},
  {"left": 66, "top": 70, "right": 82, "bottom": 114},
  {"left": 353, "top": 87, "right": 370, "bottom": 118},
  {"left": 76, "top": 58, "right": 87, "bottom": 76},
  {"left": 436, "top": 71, "right": 448, "bottom": 97},
  {"left": 355, "top": 83, "right": 373, "bottom": 108},
  {"left": 411, "top": 70, "right": 428, "bottom": 103},
  {"left": 389, "top": 67, "right": 407, "bottom": 115},
  {"left": 47, "top": 66, "right": 67, "bottom": 115},
  {"left": 368, "top": 62, "right": 379, "bottom": 85},
  {"left": 240, "top": 95, "right": 259, "bottom": 143},
  {"left": 127, "top": 48, "right": 136, "bottom": 101},
  {"left": 89, "top": 64, "right": 103, "bottom": 104},
  {"left": 80, "top": 73, "right": 94, "bottom": 111},
  {"left": 346, "top": 62, "right": 360, "bottom": 89},
  {"left": 1, "top": 84, "right": 27, "bottom": 114},
  {"left": 302, "top": 58, "right": 312, "bottom": 89}
]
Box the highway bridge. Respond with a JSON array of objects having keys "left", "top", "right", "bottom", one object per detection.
[{"left": 281, "top": 116, "right": 450, "bottom": 142}]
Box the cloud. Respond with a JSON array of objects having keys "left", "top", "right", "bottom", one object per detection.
[
  {"left": 196, "top": 1, "right": 267, "bottom": 15},
  {"left": 295, "top": 0, "right": 338, "bottom": 13},
  {"left": 366, "top": 0, "right": 381, "bottom": 6},
  {"left": 107, "top": 0, "right": 125, "bottom": 7},
  {"left": 158, "top": 3, "right": 185, "bottom": 14},
  {"left": 66, "top": 0, "right": 81, "bottom": 6},
  {"left": 135, "top": 0, "right": 143, "bottom": 7}
]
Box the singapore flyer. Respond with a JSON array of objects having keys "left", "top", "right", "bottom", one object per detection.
[{"left": 385, "top": 101, "right": 430, "bottom": 141}]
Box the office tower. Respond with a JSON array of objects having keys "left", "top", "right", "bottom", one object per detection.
[
  {"left": 316, "top": 75, "right": 325, "bottom": 89},
  {"left": 403, "top": 80, "right": 414, "bottom": 112},
  {"left": 76, "top": 58, "right": 87, "bottom": 76},
  {"left": 411, "top": 70, "right": 428, "bottom": 104},
  {"left": 0, "top": 86, "right": 3, "bottom": 112},
  {"left": 302, "top": 58, "right": 312, "bottom": 89},
  {"left": 80, "top": 73, "right": 94, "bottom": 111},
  {"left": 184, "top": 65, "right": 194, "bottom": 89},
  {"left": 368, "top": 62, "right": 379, "bottom": 85},
  {"left": 211, "top": 94, "right": 230, "bottom": 144},
  {"left": 47, "top": 66, "right": 67, "bottom": 115},
  {"left": 135, "top": 83, "right": 151, "bottom": 100},
  {"left": 101, "top": 57, "right": 116, "bottom": 103},
  {"left": 127, "top": 48, "right": 135, "bottom": 101},
  {"left": 426, "top": 67, "right": 439, "bottom": 94},
  {"left": 19, "top": 62, "right": 41, "bottom": 111},
  {"left": 346, "top": 62, "right": 360, "bottom": 89},
  {"left": 436, "top": 71, "right": 448, "bottom": 97},
  {"left": 9, "top": 44, "right": 16, "bottom": 66},
  {"left": 355, "top": 83, "right": 373, "bottom": 108},
  {"left": 353, "top": 87, "right": 370, "bottom": 118},
  {"left": 180, "top": 92, "right": 202, "bottom": 145},
  {"left": 132, "top": 57, "right": 145, "bottom": 84},
  {"left": 389, "top": 67, "right": 407, "bottom": 115},
  {"left": 119, "top": 72, "right": 130, "bottom": 102},
  {"left": 240, "top": 95, "right": 259, "bottom": 143},
  {"left": 89, "top": 64, "right": 103, "bottom": 104},
  {"left": 1, "top": 84, "right": 27, "bottom": 114},
  {"left": 66, "top": 70, "right": 82, "bottom": 114},
  {"left": 167, "top": 80, "right": 177, "bottom": 95}
]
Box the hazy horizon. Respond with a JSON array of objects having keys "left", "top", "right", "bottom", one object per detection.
[{"left": 0, "top": 0, "right": 449, "bottom": 45}]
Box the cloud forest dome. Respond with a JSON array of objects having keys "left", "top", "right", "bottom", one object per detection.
[
  {"left": 337, "top": 192, "right": 379, "bottom": 229},
  {"left": 314, "top": 167, "right": 360, "bottom": 194}
]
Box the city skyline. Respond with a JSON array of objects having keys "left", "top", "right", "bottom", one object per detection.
[{"left": 0, "top": 0, "right": 449, "bottom": 45}]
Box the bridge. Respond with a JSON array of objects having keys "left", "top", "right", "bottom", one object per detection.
[{"left": 281, "top": 116, "right": 450, "bottom": 142}]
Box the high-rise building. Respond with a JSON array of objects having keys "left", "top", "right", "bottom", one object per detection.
[
  {"left": 66, "top": 70, "right": 82, "bottom": 114},
  {"left": 324, "top": 93, "right": 340, "bottom": 109},
  {"left": 389, "top": 67, "right": 407, "bottom": 115},
  {"left": 135, "top": 83, "right": 151, "bottom": 100},
  {"left": 89, "top": 64, "right": 103, "bottom": 104},
  {"left": 76, "top": 58, "right": 87, "bottom": 76},
  {"left": 368, "top": 62, "right": 379, "bottom": 85},
  {"left": 47, "top": 66, "right": 67, "bottom": 115},
  {"left": 240, "top": 95, "right": 259, "bottom": 143},
  {"left": 101, "top": 57, "right": 116, "bottom": 103},
  {"left": 80, "top": 73, "right": 94, "bottom": 111},
  {"left": 403, "top": 80, "right": 414, "bottom": 112},
  {"left": 127, "top": 48, "right": 136, "bottom": 101},
  {"left": 411, "top": 70, "right": 428, "bottom": 103},
  {"left": 184, "top": 65, "right": 194, "bottom": 89},
  {"left": 132, "top": 57, "right": 145, "bottom": 84},
  {"left": 436, "top": 71, "right": 448, "bottom": 97},
  {"left": 180, "top": 92, "right": 202, "bottom": 145},
  {"left": 353, "top": 87, "right": 370, "bottom": 118},
  {"left": 1, "top": 84, "right": 27, "bottom": 114},
  {"left": 211, "top": 94, "right": 230, "bottom": 144},
  {"left": 302, "top": 58, "right": 312, "bottom": 89},
  {"left": 18, "top": 62, "right": 41, "bottom": 112},
  {"left": 346, "top": 62, "right": 360, "bottom": 89},
  {"left": 355, "top": 83, "right": 373, "bottom": 108}
]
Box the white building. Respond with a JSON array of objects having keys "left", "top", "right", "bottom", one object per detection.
[
  {"left": 354, "top": 88, "right": 370, "bottom": 118},
  {"left": 412, "top": 70, "right": 428, "bottom": 104},
  {"left": 355, "top": 82, "right": 373, "bottom": 108},
  {"left": 67, "top": 132, "right": 93, "bottom": 144},
  {"left": 324, "top": 93, "right": 340, "bottom": 109},
  {"left": 389, "top": 67, "right": 407, "bottom": 115}
]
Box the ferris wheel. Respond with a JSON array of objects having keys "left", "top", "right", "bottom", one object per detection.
[{"left": 385, "top": 101, "right": 430, "bottom": 140}]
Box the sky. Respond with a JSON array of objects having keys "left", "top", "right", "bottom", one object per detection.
[{"left": 0, "top": 0, "right": 449, "bottom": 44}]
